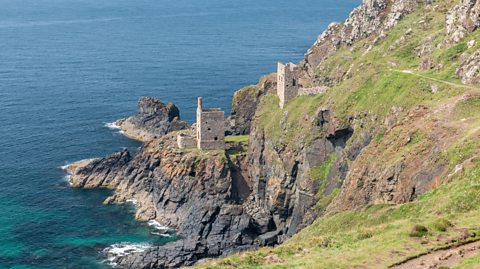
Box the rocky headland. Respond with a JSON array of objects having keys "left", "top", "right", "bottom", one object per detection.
[
  {"left": 114, "top": 97, "right": 189, "bottom": 142},
  {"left": 65, "top": 0, "right": 480, "bottom": 268}
]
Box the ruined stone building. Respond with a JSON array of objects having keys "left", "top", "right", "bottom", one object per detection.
[
  {"left": 177, "top": 97, "right": 225, "bottom": 150},
  {"left": 177, "top": 132, "right": 196, "bottom": 149},
  {"left": 277, "top": 62, "right": 328, "bottom": 108},
  {"left": 196, "top": 97, "right": 225, "bottom": 150},
  {"left": 277, "top": 62, "right": 300, "bottom": 108}
]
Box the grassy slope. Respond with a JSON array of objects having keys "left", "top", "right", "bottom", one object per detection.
[{"left": 196, "top": 1, "right": 480, "bottom": 268}]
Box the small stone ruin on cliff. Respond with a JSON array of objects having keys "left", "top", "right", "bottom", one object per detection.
[
  {"left": 277, "top": 62, "right": 328, "bottom": 108},
  {"left": 177, "top": 97, "right": 226, "bottom": 151}
]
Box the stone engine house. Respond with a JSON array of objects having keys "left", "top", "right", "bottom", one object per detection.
[
  {"left": 277, "top": 62, "right": 300, "bottom": 108},
  {"left": 196, "top": 97, "right": 225, "bottom": 150},
  {"left": 277, "top": 62, "right": 328, "bottom": 108}
]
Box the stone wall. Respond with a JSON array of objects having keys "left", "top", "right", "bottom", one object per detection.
[
  {"left": 298, "top": 86, "right": 328, "bottom": 96},
  {"left": 177, "top": 133, "right": 196, "bottom": 149}
]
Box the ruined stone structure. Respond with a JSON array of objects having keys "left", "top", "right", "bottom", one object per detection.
[
  {"left": 196, "top": 97, "right": 225, "bottom": 150},
  {"left": 175, "top": 97, "right": 225, "bottom": 151},
  {"left": 298, "top": 86, "right": 329, "bottom": 96},
  {"left": 277, "top": 62, "right": 328, "bottom": 108},
  {"left": 177, "top": 132, "right": 196, "bottom": 149},
  {"left": 277, "top": 62, "right": 300, "bottom": 108}
]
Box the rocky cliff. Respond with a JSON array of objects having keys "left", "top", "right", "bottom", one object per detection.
[
  {"left": 115, "top": 97, "right": 189, "bottom": 142},
  {"left": 226, "top": 74, "right": 277, "bottom": 135},
  {"left": 67, "top": 0, "right": 480, "bottom": 268},
  {"left": 66, "top": 133, "right": 287, "bottom": 268},
  {"left": 195, "top": 0, "right": 480, "bottom": 267}
]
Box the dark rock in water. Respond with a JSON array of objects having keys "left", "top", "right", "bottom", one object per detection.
[
  {"left": 116, "top": 97, "right": 189, "bottom": 142},
  {"left": 65, "top": 134, "right": 267, "bottom": 268},
  {"left": 63, "top": 0, "right": 459, "bottom": 267},
  {"left": 66, "top": 149, "right": 132, "bottom": 189}
]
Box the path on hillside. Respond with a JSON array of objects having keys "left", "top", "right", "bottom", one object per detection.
[
  {"left": 390, "top": 239, "right": 480, "bottom": 269},
  {"left": 391, "top": 69, "right": 480, "bottom": 91}
]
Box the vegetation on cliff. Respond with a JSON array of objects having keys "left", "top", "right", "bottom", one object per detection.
[{"left": 197, "top": 0, "right": 480, "bottom": 268}]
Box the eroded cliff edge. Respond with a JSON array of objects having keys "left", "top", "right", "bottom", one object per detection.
[{"left": 65, "top": 0, "right": 480, "bottom": 268}]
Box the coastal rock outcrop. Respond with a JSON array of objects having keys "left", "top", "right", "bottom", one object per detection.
[
  {"left": 115, "top": 97, "right": 189, "bottom": 142},
  {"left": 445, "top": 0, "right": 480, "bottom": 44},
  {"left": 66, "top": 134, "right": 274, "bottom": 268},
  {"left": 64, "top": 0, "right": 480, "bottom": 267},
  {"left": 66, "top": 108, "right": 362, "bottom": 268},
  {"left": 227, "top": 74, "right": 276, "bottom": 135},
  {"left": 305, "top": 0, "right": 421, "bottom": 81},
  {"left": 457, "top": 49, "right": 480, "bottom": 84}
]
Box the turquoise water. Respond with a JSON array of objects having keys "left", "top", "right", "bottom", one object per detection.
[{"left": 0, "top": 0, "right": 360, "bottom": 268}]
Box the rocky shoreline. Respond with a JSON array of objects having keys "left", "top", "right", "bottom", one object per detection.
[
  {"left": 63, "top": 104, "right": 363, "bottom": 268},
  {"left": 114, "top": 97, "right": 189, "bottom": 142},
  {"left": 62, "top": 0, "right": 480, "bottom": 267}
]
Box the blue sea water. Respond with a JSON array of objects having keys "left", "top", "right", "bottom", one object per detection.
[{"left": 0, "top": 0, "right": 360, "bottom": 268}]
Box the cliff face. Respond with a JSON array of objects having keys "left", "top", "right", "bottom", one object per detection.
[
  {"left": 192, "top": 0, "right": 480, "bottom": 266},
  {"left": 67, "top": 134, "right": 259, "bottom": 267},
  {"left": 116, "top": 97, "right": 189, "bottom": 142},
  {"left": 227, "top": 74, "right": 276, "bottom": 135},
  {"left": 446, "top": 0, "right": 480, "bottom": 44},
  {"left": 67, "top": 0, "right": 480, "bottom": 268},
  {"left": 303, "top": 0, "right": 420, "bottom": 85}
]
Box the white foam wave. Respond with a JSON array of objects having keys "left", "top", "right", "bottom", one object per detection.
[
  {"left": 105, "top": 122, "right": 121, "bottom": 130},
  {"left": 60, "top": 164, "right": 70, "bottom": 170},
  {"left": 104, "top": 243, "right": 152, "bottom": 267},
  {"left": 126, "top": 199, "right": 138, "bottom": 205},
  {"left": 59, "top": 158, "right": 96, "bottom": 171},
  {"left": 61, "top": 175, "right": 72, "bottom": 186},
  {"left": 59, "top": 158, "right": 96, "bottom": 185},
  {"left": 148, "top": 220, "right": 171, "bottom": 235},
  {"left": 105, "top": 121, "right": 126, "bottom": 136},
  {"left": 151, "top": 232, "right": 173, "bottom": 237}
]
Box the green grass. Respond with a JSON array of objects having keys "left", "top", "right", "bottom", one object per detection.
[
  {"left": 225, "top": 135, "right": 249, "bottom": 143},
  {"left": 197, "top": 1, "right": 480, "bottom": 268},
  {"left": 454, "top": 253, "right": 480, "bottom": 269},
  {"left": 255, "top": 93, "right": 325, "bottom": 150},
  {"left": 197, "top": 159, "right": 480, "bottom": 269},
  {"left": 443, "top": 138, "right": 480, "bottom": 171},
  {"left": 309, "top": 155, "right": 335, "bottom": 182},
  {"left": 433, "top": 218, "right": 453, "bottom": 232},
  {"left": 453, "top": 96, "right": 480, "bottom": 120},
  {"left": 409, "top": 224, "right": 429, "bottom": 237},
  {"left": 225, "top": 135, "right": 250, "bottom": 158}
]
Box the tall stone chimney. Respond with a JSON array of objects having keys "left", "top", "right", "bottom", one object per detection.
[{"left": 197, "top": 97, "right": 203, "bottom": 112}]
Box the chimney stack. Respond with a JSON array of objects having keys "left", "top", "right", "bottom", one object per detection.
[{"left": 197, "top": 97, "right": 203, "bottom": 111}]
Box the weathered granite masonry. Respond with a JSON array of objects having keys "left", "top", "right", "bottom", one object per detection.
[
  {"left": 277, "top": 62, "right": 300, "bottom": 108},
  {"left": 196, "top": 97, "right": 225, "bottom": 150},
  {"left": 177, "top": 132, "right": 196, "bottom": 149}
]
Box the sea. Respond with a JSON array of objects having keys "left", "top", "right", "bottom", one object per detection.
[{"left": 0, "top": 0, "right": 360, "bottom": 268}]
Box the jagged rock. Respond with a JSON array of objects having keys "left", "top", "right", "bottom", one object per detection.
[
  {"left": 66, "top": 149, "right": 131, "bottom": 189},
  {"left": 445, "top": 0, "right": 480, "bottom": 44},
  {"left": 66, "top": 134, "right": 275, "bottom": 268},
  {"left": 457, "top": 49, "right": 480, "bottom": 84},
  {"left": 65, "top": 0, "right": 472, "bottom": 267},
  {"left": 116, "top": 97, "right": 189, "bottom": 142},
  {"left": 305, "top": 0, "right": 421, "bottom": 84},
  {"left": 329, "top": 105, "right": 449, "bottom": 212}
]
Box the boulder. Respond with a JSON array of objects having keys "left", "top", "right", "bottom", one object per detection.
[{"left": 116, "top": 97, "right": 189, "bottom": 142}]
